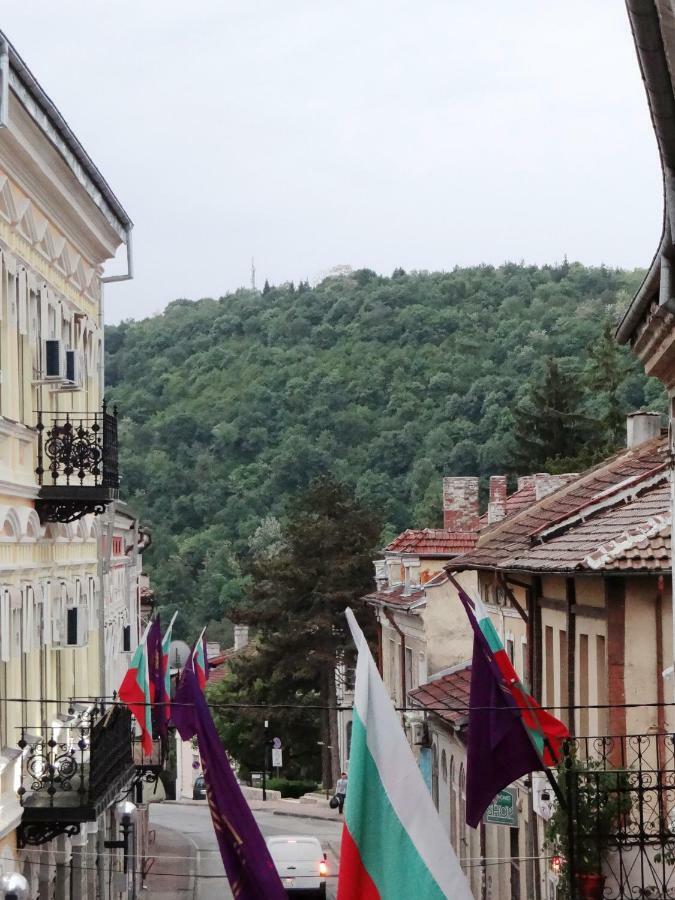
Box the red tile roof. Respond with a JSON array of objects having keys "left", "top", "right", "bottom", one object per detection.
[
  {"left": 362, "top": 583, "right": 426, "bottom": 611},
  {"left": 452, "top": 436, "right": 669, "bottom": 573},
  {"left": 385, "top": 529, "right": 477, "bottom": 556},
  {"left": 409, "top": 664, "right": 471, "bottom": 728}
]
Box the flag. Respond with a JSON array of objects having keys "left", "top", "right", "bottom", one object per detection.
[
  {"left": 146, "top": 616, "right": 163, "bottom": 736},
  {"left": 191, "top": 627, "right": 209, "bottom": 690},
  {"left": 338, "top": 608, "right": 472, "bottom": 900},
  {"left": 118, "top": 622, "right": 153, "bottom": 755},
  {"left": 172, "top": 665, "right": 286, "bottom": 899},
  {"left": 160, "top": 611, "right": 178, "bottom": 729},
  {"left": 456, "top": 584, "right": 569, "bottom": 827}
]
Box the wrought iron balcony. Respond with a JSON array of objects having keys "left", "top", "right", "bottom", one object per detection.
[
  {"left": 35, "top": 401, "right": 119, "bottom": 523},
  {"left": 16, "top": 705, "right": 134, "bottom": 847}
]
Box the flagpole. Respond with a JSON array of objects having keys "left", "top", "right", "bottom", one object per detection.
[
  {"left": 446, "top": 571, "right": 567, "bottom": 809},
  {"left": 192, "top": 626, "right": 206, "bottom": 666}
]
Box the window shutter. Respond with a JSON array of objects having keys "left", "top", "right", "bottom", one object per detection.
[
  {"left": 0, "top": 589, "right": 9, "bottom": 662},
  {"left": 17, "top": 268, "right": 27, "bottom": 335},
  {"left": 66, "top": 608, "right": 78, "bottom": 646}
]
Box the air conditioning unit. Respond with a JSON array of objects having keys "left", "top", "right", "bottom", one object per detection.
[
  {"left": 411, "top": 721, "right": 430, "bottom": 747},
  {"left": 44, "top": 339, "right": 63, "bottom": 379}
]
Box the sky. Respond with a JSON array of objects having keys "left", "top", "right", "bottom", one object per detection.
[{"left": 2, "top": 1, "right": 663, "bottom": 323}]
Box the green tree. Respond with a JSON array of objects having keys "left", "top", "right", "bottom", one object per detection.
[{"left": 230, "top": 476, "right": 380, "bottom": 788}]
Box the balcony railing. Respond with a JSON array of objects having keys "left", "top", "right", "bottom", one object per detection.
[
  {"left": 16, "top": 705, "right": 134, "bottom": 846},
  {"left": 35, "top": 402, "right": 119, "bottom": 523}
]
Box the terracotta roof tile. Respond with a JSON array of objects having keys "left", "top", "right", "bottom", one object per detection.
[
  {"left": 385, "top": 529, "right": 477, "bottom": 556},
  {"left": 453, "top": 436, "right": 669, "bottom": 572},
  {"left": 409, "top": 664, "right": 471, "bottom": 727}
]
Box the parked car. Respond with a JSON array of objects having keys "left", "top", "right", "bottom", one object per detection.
[
  {"left": 192, "top": 776, "right": 206, "bottom": 800},
  {"left": 266, "top": 835, "right": 328, "bottom": 897}
]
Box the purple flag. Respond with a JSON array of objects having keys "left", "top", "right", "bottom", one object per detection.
[
  {"left": 465, "top": 629, "right": 544, "bottom": 828},
  {"left": 172, "top": 666, "right": 286, "bottom": 899},
  {"left": 146, "top": 617, "right": 166, "bottom": 740}
]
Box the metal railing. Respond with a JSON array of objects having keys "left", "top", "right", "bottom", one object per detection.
[{"left": 35, "top": 401, "right": 119, "bottom": 489}]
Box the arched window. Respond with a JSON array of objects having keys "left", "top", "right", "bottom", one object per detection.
[
  {"left": 431, "top": 744, "right": 439, "bottom": 810},
  {"left": 449, "top": 755, "right": 457, "bottom": 850},
  {"left": 441, "top": 749, "right": 448, "bottom": 783},
  {"left": 346, "top": 720, "right": 353, "bottom": 760}
]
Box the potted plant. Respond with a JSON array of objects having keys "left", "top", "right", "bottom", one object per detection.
[{"left": 545, "top": 753, "right": 631, "bottom": 900}]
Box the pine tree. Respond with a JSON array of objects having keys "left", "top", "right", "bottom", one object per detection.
[
  {"left": 262, "top": 279, "right": 271, "bottom": 295},
  {"left": 219, "top": 477, "right": 380, "bottom": 788},
  {"left": 584, "top": 321, "right": 628, "bottom": 450},
  {"left": 511, "top": 358, "right": 588, "bottom": 472}
]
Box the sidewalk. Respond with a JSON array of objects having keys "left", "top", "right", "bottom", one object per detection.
[
  {"left": 169, "top": 796, "right": 341, "bottom": 822},
  {"left": 145, "top": 823, "right": 196, "bottom": 899}
]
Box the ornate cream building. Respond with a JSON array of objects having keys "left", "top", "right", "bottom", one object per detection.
[{"left": 0, "top": 31, "right": 143, "bottom": 900}]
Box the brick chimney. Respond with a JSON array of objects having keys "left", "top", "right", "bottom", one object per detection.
[
  {"left": 442, "top": 477, "right": 480, "bottom": 532},
  {"left": 487, "top": 475, "right": 507, "bottom": 524},
  {"left": 626, "top": 411, "right": 661, "bottom": 449},
  {"left": 517, "top": 475, "right": 536, "bottom": 493}
]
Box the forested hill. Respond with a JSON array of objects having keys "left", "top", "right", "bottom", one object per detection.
[{"left": 105, "top": 263, "right": 664, "bottom": 640}]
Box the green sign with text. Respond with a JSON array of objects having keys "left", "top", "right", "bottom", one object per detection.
[{"left": 484, "top": 788, "right": 517, "bottom": 826}]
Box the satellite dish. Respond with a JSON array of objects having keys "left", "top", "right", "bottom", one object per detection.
[{"left": 169, "top": 640, "right": 191, "bottom": 669}]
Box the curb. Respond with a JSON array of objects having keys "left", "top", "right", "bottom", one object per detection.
[{"left": 269, "top": 808, "right": 342, "bottom": 823}]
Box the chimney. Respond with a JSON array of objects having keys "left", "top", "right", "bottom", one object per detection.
[
  {"left": 534, "top": 473, "right": 574, "bottom": 501},
  {"left": 443, "top": 477, "right": 480, "bottom": 532},
  {"left": 403, "top": 559, "right": 421, "bottom": 595},
  {"left": 626, "top": 411, "right": 661, "bottom": 449},
  {"left": 374, "top": 559, "right": 387, "bottom": 589},
  {"left": 517, "top": 475, "right": 536, "bottom": 493},
  {"left": 234, "top": 624, "right": 249, "bottom": 651},
  {"left": 487, "top": 475, "right": 507, "bottom": 524}
]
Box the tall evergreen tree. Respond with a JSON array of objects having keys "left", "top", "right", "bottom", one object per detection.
[
  {"left": 218, "top": 476, "right": 380, "bottom": 788},
  {"left": 584, "top": 321, "right": 628, "bottom": 449},
  {"left": 510, "top": 358, "right": 588, "bottom": 472}
]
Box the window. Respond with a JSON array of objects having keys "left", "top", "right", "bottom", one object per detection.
[
  {"left": 388, "top": 639, "right": 398, "bottom": 702},
  {"left": 559, "top": 630, "right": 569, "bottom": 727},
  {"left": 580, "top": 633, "right": 589, "bottom": 736},
  {"left": 596, "top": 635, "right": 607, "bottom": 734},
  {"left": 431, "top": 745, "right": 439, "bottom": 810},
  {"left": 506, "top": 638, "right": 515, "bottom": 664},
  {"left": 112, "top": 536, "right": 123, "bottom": 556},
  {"left": 441, "top": 749, "right": 448, "bottom": 783},
  {"left": 521, "top": 640, "right": 528, "bottom": 687},
  {"left": 405, "top": 647, "right": 414, "bottom": 692},
  {"left": 346, "top": 721, "right": 352, "bottom": 760},
  {"left": 545, "top": 626, "right": 554, "bottom": 708},
  {"left": 459, "top": 764, "right": 467, "bottom": 869}
]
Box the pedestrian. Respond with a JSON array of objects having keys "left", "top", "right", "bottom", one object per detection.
[{"left": 335, "top": 771, "right": 348, "bottom": 814}]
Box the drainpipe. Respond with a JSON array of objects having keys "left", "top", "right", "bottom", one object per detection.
[
  {"left": 0, "top": 38, "right": 8, "bottom": 128},
  {"left": 99, "top": 225, "right": 133, "bottom": 405},
  {"left": 671, "top": 412, "right": 675, "bottom": 705},
  {"left": 383, "top": 608, "right": 407, "bottom": 721}
]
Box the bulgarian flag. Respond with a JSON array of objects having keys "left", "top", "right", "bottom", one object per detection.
[
  {"left": 453, "top": 580, "right": 569, "bottom": 827},
  {"left": 118, "top": 621, "right": 154, "bottom": 755},
  {"left": 191, "top": 627, "right": 209, "bottom": 690},
  {"left": 161, "top": 612, "right": 178, "bottom": 723},
  {"left": 337, "top": 608, "right": 472, "bottom": 900}
]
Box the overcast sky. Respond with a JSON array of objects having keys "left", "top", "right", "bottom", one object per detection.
[{"left": 2, "top": 1, "right": 663, "bottom": 323}]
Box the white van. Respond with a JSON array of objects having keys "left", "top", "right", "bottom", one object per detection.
[{"left": 265, "top": 835, "right": 328, "bottom": 897}]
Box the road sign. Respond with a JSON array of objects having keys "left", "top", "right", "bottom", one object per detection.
[
  {"left": 272, "top": 737, "right": 282, "bottom": 750},
  {"left": 484, "top": 788, "right": 518, "bottom": 826},
  {"left": 272, "top": 748, "right": 283, "bottom": 767}
]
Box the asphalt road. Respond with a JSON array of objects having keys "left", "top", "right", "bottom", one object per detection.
[{"left": 150, "top": 802, "right": 342, "bottom": 899}]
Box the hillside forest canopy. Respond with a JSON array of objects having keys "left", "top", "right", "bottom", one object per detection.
[{"left": 105, "top": 262, "right": 666, "bottom": 642}]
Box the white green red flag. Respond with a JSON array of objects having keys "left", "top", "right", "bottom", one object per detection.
[
  {"left": 190, "top": 626, "right": 209, "bottom": 690},
  {"left": 161, "top": 612, "right": 178, "bottom": 724},
  {"left": 118, "top": 621, "right": 153, "bottom": 755},
  {"left": 337, "top": 609, "right": 472, "bottom": 900}
]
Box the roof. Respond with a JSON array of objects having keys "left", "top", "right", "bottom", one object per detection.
[
  {"left": 207, "top": 646, "right": 251, "bottom": 685},
  {"left": 385, "top": 528, "right": 477, "bottom": 556},
  {"left": 362, "top": 583, "right": 425, "bottom": 611},
  {"left": 0, "top": 31, "right": 132, "bottom": 235},
  {"left": 409, "top": 663, "right": 471, "bottom": 728},
  {"left": 452, "top": 436, "right": 671, "bottom": 574},
  {"left": 478, "top": 482, "right": 537, "bottom": 527},
  {"left": 616, "top": 2, "right": 674, "bottom": 344}
]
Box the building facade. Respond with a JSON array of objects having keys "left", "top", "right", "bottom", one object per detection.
[{"left": 0, "top": 32, "right": 140, "bottom": 899}]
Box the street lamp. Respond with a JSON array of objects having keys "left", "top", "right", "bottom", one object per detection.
[
  {"left": 0, "top": 872, "right": 29, "bottom": 900},
  {"left": 104, "top": 800, "right": 137, "bottom": 874}
]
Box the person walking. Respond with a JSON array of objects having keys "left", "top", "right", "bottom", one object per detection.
[{"left": 335, "top": 771, "right": 348, "bottom": 814}]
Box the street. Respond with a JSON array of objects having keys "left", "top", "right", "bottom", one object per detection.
[{"left": 150, "top": 801, "right": 342, "bottom": 899}]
